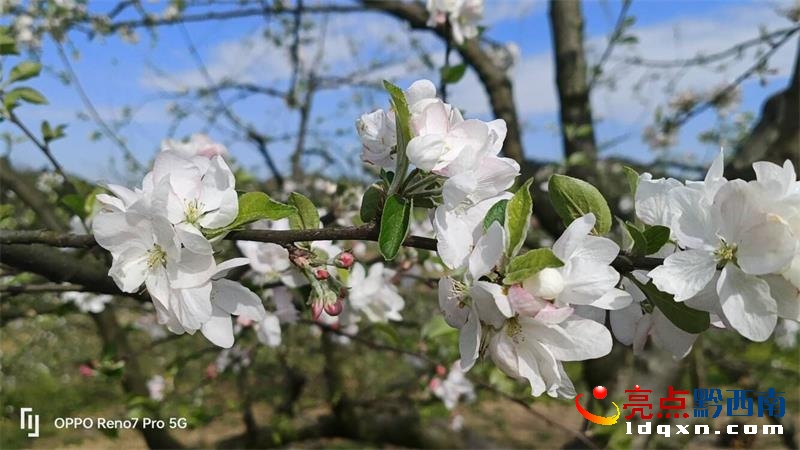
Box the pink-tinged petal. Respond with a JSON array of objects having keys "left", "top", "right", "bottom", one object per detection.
[
  {"left": 648, "top": 250, "right": 716, "bottom": 301},
  {"left": 534, "top": 304, "right": 574, "bottom": 324},
  {"left": 718, "top": 263, "right": 777, "bottom": 342},
  {"left": 508, "top": 285, "right": 548, "bottom": 317}
]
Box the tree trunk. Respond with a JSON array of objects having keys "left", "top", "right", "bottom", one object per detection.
[{"left": 549, "top": 0, "right": 598, "bottom": 164}]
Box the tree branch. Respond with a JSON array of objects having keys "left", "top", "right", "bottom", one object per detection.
[{"left": 0, "top": 228, "right": 662, "bottom": 274}]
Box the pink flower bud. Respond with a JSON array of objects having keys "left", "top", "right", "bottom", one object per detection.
[
  {"left": 315, "top": 268, "right": 330, "bottom": 280},
  {"left": 205, "top": 363, "right": 218, "bottom": 380},
  {"left": 79, "top": 364, "right": 94, "bottom": 378},
  {"left": 311, "top": 303, "right": 323, "bottom": 321},
  {"left": 324, "top": 299, "right": 343, "bottom": 316},
  {"left": 335, "top": 251, "right": 355, "bottom": 269},
  {"left": 428, "top": 378, "right": 441, "bottom": 391},
  {"left": 435, "top": 364, "right": 447, "bottom": 377}
]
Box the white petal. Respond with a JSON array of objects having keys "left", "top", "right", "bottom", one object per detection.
[
  {"left": 407, "top": 134, "right": 446, "bottom": 172},
  {"left": 635, "top": 174, "right": 682, "bottom": 227},
  {"left": 718, "top": 264, "right": 777, "bottom": 342},
  {"left": 552, "top": 213, "right": 595, "bottom": 261},
  {"left": 766, "top": 275, "right": 800, "bottom": 321},
  {"left": 434, "top": 207, "right": 472, "bottom": 270},
  {"left": 458, "top": 310, "right": 481, "bottom": 372},
  {"left": 108, "top": 247, "right": 149, "bottom": 293},
  {"left": 471, "top": 281, "right": 513, "bottom": 328},
  {"left": 671, "top": 187, "right": 717, "bottom": 249},
  {"left": 558, "top": 260, "right": 620, "bottom": 305},
  {"left": 168, "top": 249, "right": 216, "bottom": 289},
  {"left": 737, "top": 217, "right": 795, "bottom": 275},
  {"left": 213, "top": 257, "right": 250, "bottom": 279},
  {"left": 171, "top": 283, "right": 213, "bottom": 331},
  {"left": 468, "top": 222, "right": 505, "bottom": 280},
  {"left": 145, "top": 265, "right": 170, "bottom": 308},
  {"left": 525, "top": 316, "right": 612, "bottom": 361},
  {"left": 440, "top": 279, "right": 469, "bottom": 331},
  {"left": 200, "top": 304, "right": 235, "bottom": 348},
  {"left": 175, "top": 223, "right": 214, "bottom": 255},
  {"left": 256, "top": 313, "right": 282, "bottom": 347},
  {"left": 651, "top": 310, "right": 697, "bottom": 358},
  {"left": 211, "top": 279, "right": 267, "bottom": 321},
  {"left": 648, "top": 250, "right": 716, "bottom": 301},
  {"left": 592, "top": 288, "right": 634, "bottom": 310},
  {"left": 610, "top": 304, "right": 643, "bottom": 346}
]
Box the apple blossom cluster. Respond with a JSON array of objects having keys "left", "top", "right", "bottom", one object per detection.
[
  {"left": 93, "top": 135, "right": 269, "bottom": 348},
  {"left": 426, "top": 0, "right": 484, "bottom": 45},
  {"left": 635, "top": 151, "right": 800, "bottom": 342}
]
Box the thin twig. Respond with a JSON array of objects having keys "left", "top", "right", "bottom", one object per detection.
[
  {"left": 0, "top": 283, "right": 85, "bottom": 294},
  {"left": 588, "top": 0, "right": 633, "bottom": 89}
]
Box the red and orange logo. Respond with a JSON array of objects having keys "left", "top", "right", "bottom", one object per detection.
[{"left": 575, "top": 386, "right": 621, "bottom": 425}]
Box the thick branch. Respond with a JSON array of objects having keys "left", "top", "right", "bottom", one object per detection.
[{"left": 0, "top": 228, "right": 661, "bottom": 274}]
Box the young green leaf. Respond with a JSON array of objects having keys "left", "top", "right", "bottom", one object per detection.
[
  {"left": 503, "top": 248, "right": 564, "bottom": 285},
  {"left": 643, "top": 225, "right": 671, "bottom": 255},
  {"left": 633, "top": 279, "right": 710, "bottom": 334},
  {"left": 206, "top": 192, "right": 295, "bottom": 237},
  {"left": 548, "top": 174, "right": 612, "bottom": 235},
  {"left": 360, "top": 184, "right": 383, "bottom": 223},
  {"left": 504, "top": 178, "right": 533, "bottom": 257},
  {"left": 483, "top": 199, "right": 508, "bottom": 232},
  {"left": 440, "top": 64, "right": 467, "bottom": 84},
  {"left": 623, "top": 166, "right": 639, "bottom": 196},
  {"left": 625, "top": 222, "right": 648, "bottom": 257},
  {"left": 378, "top": 194, "right": 411, "bottom": 260},
  {"left": 4, "top": 87, "right": 47, "bottom": 109},
  {"left": 288, "top": 192, "right": 320, "bottom": 230},
  {"left": 8, "top": 61, "right": 42, "bottom": 84}
]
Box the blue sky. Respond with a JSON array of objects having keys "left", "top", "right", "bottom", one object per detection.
[{"left": 3, "top": 0, "right": 797, "bottom": 185}]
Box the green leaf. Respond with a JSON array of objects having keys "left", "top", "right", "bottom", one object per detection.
[
  {"left": 548, "top": 174, "right": 612, "bottom": 235},
  {"left": 421, "top": 315, "right": 457, "bottom": 340},
  {"left": 0, "top": 30, "right": 18, "bottom": 56},
  {"left": 632, "top": 279, "right": 710, "bottom": 334},
  {"left": 382, "top": 80, "right": 411, "bottom": 151},
  {"left": 440, "top": 64, "right": 467, "bottom": 84},
  {"left": 378, "top": 194, "right": 411, "bottom": 260},
  {"left": 4, "top": 87, "right": 48, "bottom": 109},
  {"left": 643, "top": 225, "right": 671, "bottom": 255},
  {"left": 483, "top": 199, "right": 508, "bottom": 232},
  {"left": 504, "top": 178, "right": 533, "bottom": 257},
  {"left": 625, "top": 222, "right": 648, "bottom": 257},
  {"left": 623, "top": 166, "right": 639, "bottom": 196},
  {"left": 61, "top": 194, "right": 86, "bottom": 219},
  {"left": 8, "top": 61, "right": 42, "bottom": 84},
  {"left": 503, "top": 248, "right": 564, "bottom": 285},
  {"left": 360, "top": 184, "right": 383, "bottom": 223},
  {"left": 41, "top": 121, "right": 67, "bottom": 143},
  {"left": 206, "top": 192, "right": 295, "bottom": 236},
  {"left": 287, "top": 192, "right": 319, "bottom": 230}
]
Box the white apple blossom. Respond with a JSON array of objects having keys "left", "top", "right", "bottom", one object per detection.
[
  {"left": 151, "top": 150, "right": 239, "bottom": 233},
  {"left": 611, "top": 273, "right": 698, "bottom": 358},
  {"left": 521, "top": 213, "right": 632, "bottom": 311},
  {"left": 429, "top": 360, "right": 476, "bottom": 410},
  {"left": 347, "top": 263, "right": 405, "bottom": 323},
  {"left": 147, "top": 375, "right": 166, "bottom": 401},
  {"left": 426, "top": 0, "right": 483, "bottom": 45},
  {"left": 438, "top": 222, "right": 513, "bottom": 371},
  {"left": 62, "top": 291, "right": 111, "bottom": 314},
  {"left": 638, "top": 153, "right": 798, "bottom": 342},
  {"left": 488, "top": 285, "right": 612, "bottom": 397}
]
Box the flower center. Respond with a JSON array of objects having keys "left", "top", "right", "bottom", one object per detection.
[
  {"left": 714, "top": 240, "right": 738, "bottom": 265},
  {"left": 505, "top": 317, "right": 525, "bottom": 344},
  {"left": 185, "top": 199, "right": 203, "bottom": 225},
  {"left": 147, "top": 245, "right": 167, "bottom": 269}
]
